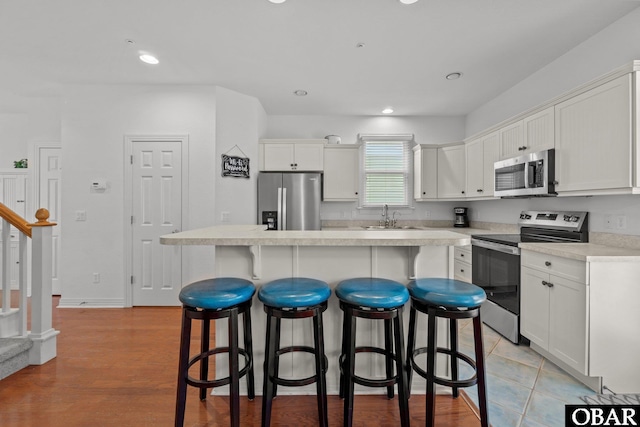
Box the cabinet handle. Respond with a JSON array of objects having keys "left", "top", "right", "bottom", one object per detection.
[
  {"left": 355, "top": 192, "right": 358, "bottom": 195},
  {"left": 541, "top": 280, "right": 555, "bottom": 288},
  {"left": 552, "top": 180, "right": 559, "bottom": 185},
  {"left": 17, "top": 200, "right": 25, "bottom": 203},
  {"left": 422, "top": 191, "right": 426, "bottom": 195},
  {"left": 545, "top": 261, "right": 551, "bottom": 266},
  {"left": 477, "top": 189, "right": 483, "bottom": 193},
  {"left": 461, "top": 190, "right": 465, "bottom": 194},
  {"left": 460, "top": 269, "right": 464, "bottom": 273},
  {"left": 460, "top": 253, "right": 464, "bottom": 257}
]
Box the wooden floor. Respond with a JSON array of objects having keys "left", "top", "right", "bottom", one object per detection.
[{"left": 0, "top": 297, "right": 482, "bottom": 426}]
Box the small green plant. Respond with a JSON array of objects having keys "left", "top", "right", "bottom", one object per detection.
[{"left": 13, "top": 159, "right": 28, "bottom": 168}]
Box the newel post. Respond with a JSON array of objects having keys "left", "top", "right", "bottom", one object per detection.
[{"left": 29, "top": 208, "right": 60, "bottom": 365}]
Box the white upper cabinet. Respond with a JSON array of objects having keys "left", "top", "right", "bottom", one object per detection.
[
  {"left": 554, "top": 74, "right": 633, "bottom": 194},
  {"left": 465, "top": 132, "right": 499, "bottom": 198},
  {"left": 437, "top": 144, "right": 466, "bottom": 199},
  {"left": 323, "top": 145, "right": 359, "bottom": 201},
  {"left": 259, "top": 139, "right": 325, "bottom": 171},
  {"left": 498, "top": 106, "right": 554, "bottom": 160},
  {"left": 413, "top": 145, "right": 438, "bottom": 200}
]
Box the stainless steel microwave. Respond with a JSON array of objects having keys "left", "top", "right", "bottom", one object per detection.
[{"left": 494, "top": 149, "right": 556, "bottom": 197}]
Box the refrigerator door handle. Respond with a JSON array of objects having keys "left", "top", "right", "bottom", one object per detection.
[
  {"left": 277, "top": 187, "right": 283, "bottom": 230},
  {"left": 282, "top": 187, "right": 287, "bottom": 230}
]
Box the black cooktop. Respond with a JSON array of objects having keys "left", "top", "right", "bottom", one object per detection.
[{"left": 471, "top": 234, "right": 521, "bottom": 247}]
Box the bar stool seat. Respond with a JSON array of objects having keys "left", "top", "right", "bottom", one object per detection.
[
  {"left": 259, "top": 277, "right": 331, "bottom": 427},
  {"left": 406, "top": 278, "right": 489, "bottom": 427},
  {"left": 175, "top": 277, "right": 256, "bottom": 427},
  {"left": 336, "top": 277, "right": 411, "bottom": 427}
]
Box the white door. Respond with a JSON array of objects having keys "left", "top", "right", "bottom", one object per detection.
[
  {"left": 131, "top": 139, "right": 183, "bottom": 306},
  {"left": 38, "top": 147, "right": 62, "bottom": 295}
]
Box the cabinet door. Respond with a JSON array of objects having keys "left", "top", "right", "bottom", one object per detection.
[
  {"left": 323, "top": 146, "right": 358, "bottom": 201},
  {"left": 523, "top": 106, "right": 554, "bottom": 154},
  {"left": 262, "top": 143, "right": 296, "bottom": 171},
  {"left": 555, "top": 74, "right": 632, "bottom": 193},
  {"left": 294, "top": 143, "right": 325, "bottom": 171},
  {"left": 548, "top": 275, "right": 588, "bottom": 374},
  {"left": 437, "top": 145, "right": 465, "bottom": 198},
  {"left": 499, "top": 121, "right": 524, "bottom": 159},
  {"left": 414, "top": 146, "right": 438, "bottom": 199},
  {"left": 520, "top": 266, "right": 550, "bottom": 349},
  {"left": 482, "top": 133, "right": 499, "bottom": 197},
  {"left": 465, "top": 138, "right": 484, "bottom": 197}
]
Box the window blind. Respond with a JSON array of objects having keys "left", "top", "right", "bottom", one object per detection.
[{"left": 360, "top": 136, "right": 413, "bottom": 206}]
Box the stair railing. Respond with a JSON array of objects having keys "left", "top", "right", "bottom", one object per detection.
[{"left": 0, "top": 203, "right": 58, "bottom": 364}]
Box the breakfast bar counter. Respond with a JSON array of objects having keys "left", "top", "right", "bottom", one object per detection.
[{"left": 161, "top": 225, "right": 471, "bottom": 395}]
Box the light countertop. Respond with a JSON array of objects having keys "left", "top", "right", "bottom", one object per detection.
[
  {"left": 519, "top": 242, "right": 640, "bottom": 262},
  {"left": 160, "top": 224, "right": 471, "bottom": 247}
]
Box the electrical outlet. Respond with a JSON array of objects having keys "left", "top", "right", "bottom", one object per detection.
[
  {"left": 616, "top": 214, "right": 627, "bottom": 230},
  {"left": 604, "top": 215, "right": 613, "bottom": 229},
  {"left": 221, "top": 211, "right": 230, "bottom": 222},
  {"left": 93, "top": 273, "right": 100, "bottom": 284},
  {"left": 424, "top": 210, "right": 431, "bottom": 219},
  {"left": 75, "top": 210, "right": 87, "bottom": 221}
]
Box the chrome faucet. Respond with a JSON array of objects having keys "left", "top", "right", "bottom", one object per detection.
[{"left": 381, "top": 204, "right": 390, "bottom": 228}]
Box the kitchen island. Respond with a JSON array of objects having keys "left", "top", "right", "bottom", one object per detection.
[{"left": 161, "top": 225, "right": 471, "bottom": 395}]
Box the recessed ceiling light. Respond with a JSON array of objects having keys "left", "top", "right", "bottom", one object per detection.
[
  {"left": 446, "top": 72, "right": 463, "bottom": 80},
  {"left": 382, "top": 108, "right": 394, "bottom": 114},
  {"left": 293, "top": 90, "right": 308, "bottom": 96},
  {"left": 399, "top": 0, "right": 419, "bottom": 4},
  {"left": 268, "top": 0, "right": 286, "bottom": 3},
  {"left": 356, "top": 42, "right": 365, "bottom": 48},
  {"left": 139, "top": 54, "right": 159, "bottom": 65}
]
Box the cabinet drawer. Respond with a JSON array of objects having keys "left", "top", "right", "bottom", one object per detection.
[
  {"left": 454, "top": 245, "right": 471, "bottom": 263},
  {"left": 454, "top": 259, "right": 472, "bottom": 283},
  {"left": 521, "top": 250, "right": 586, "bottom": 283}
]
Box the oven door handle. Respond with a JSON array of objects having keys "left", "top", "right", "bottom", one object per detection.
[{"left": 471, "top": 238, "right": 521, "bottom": 255}]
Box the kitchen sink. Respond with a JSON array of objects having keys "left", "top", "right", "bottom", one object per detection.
[{"left": 361, "top": 225, "right": 422, "bottom": 230}]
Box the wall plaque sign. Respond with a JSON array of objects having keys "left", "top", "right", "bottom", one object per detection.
[{"left": 222, "top": 154, "right": 250, "bottom": 178}]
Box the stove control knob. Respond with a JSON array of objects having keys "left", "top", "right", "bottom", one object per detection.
[
  {"left": 563, "top": 215, "right": 571, "bottom": 222},
  {"left": 525, "top": 214, "right": 532, "bottom": 219},
  {"left": 571, "top": 215, "right": 579, "bottom": 222},
  {"left": 520, "top": 213, "right": 526, "bottom": 219}
]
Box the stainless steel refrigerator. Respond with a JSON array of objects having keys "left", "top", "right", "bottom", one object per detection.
[{"left": 257, "top": 172, "right": 321, "bottom": 230}]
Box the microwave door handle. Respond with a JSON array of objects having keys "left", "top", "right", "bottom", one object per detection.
[{"left": 527, "top": 162, "right": 535, "bottom": 188}]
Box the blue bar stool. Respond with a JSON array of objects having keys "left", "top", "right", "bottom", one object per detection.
[
  {"left": 406, "top": 278, "right": 489, "bottom": 427},
  {"left": 175, "top": 277, "right": 256, "bottom": 427},
  {"left": 336, "top": 277, "right": 411, "bottom": 427},
  {"left": 258, "top": 277, "right": 331, "bottom": 427}
]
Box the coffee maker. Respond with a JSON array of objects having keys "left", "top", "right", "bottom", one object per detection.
[{"left": 454, "top": 207, "right": 469, "bottom": 228}]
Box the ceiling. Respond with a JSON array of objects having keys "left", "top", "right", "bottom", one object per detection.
[{"left": 1, "top": 0, "right": 639, "bottom": 116}]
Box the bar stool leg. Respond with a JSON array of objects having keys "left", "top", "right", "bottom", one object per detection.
[
  {"left": 228, "top": 309, "right": 241, "bottom": 427},
  {"left": 339, "top": 307, "right": 348, "bottom": 399},
  {"left": 261, "top": 313, "right": 278, "bottom": 427},
  {"left": 313, "top": 312, "right": 329, "bottom": 427},
  {"left": 272, "top": 316, "right": 282, "bottom": 399},
  {"left": 405, "top": 304, "right": 417, "bottom": 394},
  {"left": 384, "top": 319, "right": 395, "bottom": 399},
  {"left": 473, "top": 315, "right": 490, "bottom": 427},
  {"left": 425, "top": 306, "right": 438, "bottom": 427},
  {"left": 393, "top": 313, "right": 410, "bottom": 427},
  {"left": 343, "top": 308, "right": 357, "bottom": 427},
  {"left": 243, "top": 308, "right": 255, "bottom": 400},
  {"left": 200, "top": 316, "right": 211, "bottom": 401},
  {"left": 449, "top": 317, "right": 459, "bottom": 398},
  {"left": 175, "top": 308, "right": 192, "bottom": 427}
]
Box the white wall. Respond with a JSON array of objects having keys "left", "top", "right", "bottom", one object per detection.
[
  {"left": 215, "top": 87, "right": 268, "bottom": 225},
  {"left": 0, "top": 113, "right": 28, "bottom": 169},
  {"left": 267, "top": 114, "right": 465, "bottom": 221},
  {"left": 465, "top": 7, "right": 640, "bottom": 235},
  {"left": 59, "top": 85, "right": 222, "bottom": 305}
]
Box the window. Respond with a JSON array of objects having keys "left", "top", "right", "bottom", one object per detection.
[{"left": 359, "top": 134, "right": 413, "bottom": 207}]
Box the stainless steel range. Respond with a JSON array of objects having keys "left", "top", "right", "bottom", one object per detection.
[{"left": 471, "top": 210, "right": 589, "bottom": 344}]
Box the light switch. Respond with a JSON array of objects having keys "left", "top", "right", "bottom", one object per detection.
[{"left": 75, "top": 210, "right": 87, "bottom": 221}]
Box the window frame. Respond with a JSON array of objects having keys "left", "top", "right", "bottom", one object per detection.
[{"left": 358, "top": 134, "right": 415, "bottom": 208}]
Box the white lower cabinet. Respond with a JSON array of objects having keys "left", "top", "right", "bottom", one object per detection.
[
  {"left": 453, "top": 245, "right": 472, "bottom": 282},
  {"left": 521, "top": 249, "right": 640, "bottom": 393},
  {"left": 521, "top": 264, "right": 587, "bottom": 373}
]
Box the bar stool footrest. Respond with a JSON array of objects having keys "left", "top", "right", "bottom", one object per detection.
[
  {"left": 410, "top": 346, "right": 478, "bottom": 388},
  {"left": 339, "top": 346, "right": 401, "bottom": 388},
  {"left": 186, "top": 347, "right": 252, "bottom": 389},
  {"left": 271, "top": 345, "right": 329, "bottom": 388}
]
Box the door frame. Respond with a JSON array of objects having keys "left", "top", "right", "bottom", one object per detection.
[
  {"left": 123, "top": 135, "right": 189, "bottom": 307},
  {"left": 33, "top": 144, "right": 62, "bottom": 295}
]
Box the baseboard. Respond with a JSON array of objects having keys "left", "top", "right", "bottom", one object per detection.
[{"left": 57, "top": 298, "right": 126, "bottom": 308}]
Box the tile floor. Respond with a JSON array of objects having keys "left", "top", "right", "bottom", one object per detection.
[{"left": 455, "top": 319, "right": 597, "bottom": 427}]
